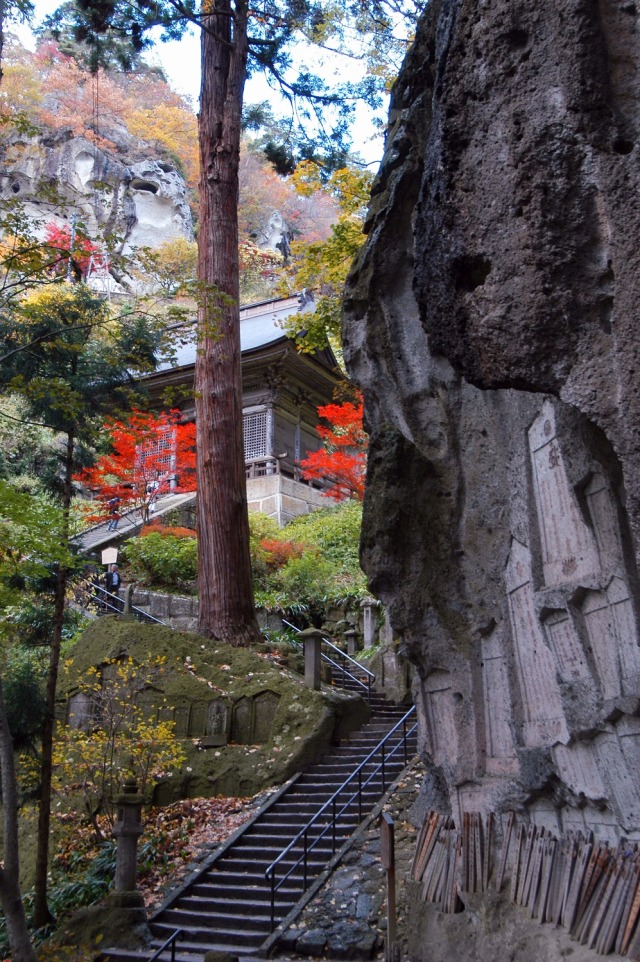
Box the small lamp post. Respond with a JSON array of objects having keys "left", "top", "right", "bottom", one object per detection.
[{"left": 112, "top": 776, "right": 145, "bottom": 906}]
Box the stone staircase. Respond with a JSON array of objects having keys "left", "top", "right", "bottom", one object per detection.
[{"left": 102, "top": 679, "right": 416, "bottom": 962}]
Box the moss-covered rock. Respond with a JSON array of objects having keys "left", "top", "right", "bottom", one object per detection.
[{"left": 58, "top": 618, "right": 370, "bottom": 803}]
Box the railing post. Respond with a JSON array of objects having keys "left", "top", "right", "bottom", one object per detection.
[
  {"left": 269, "top": 870, "right": 275, "bottom": 931},
  {"left": 358, "top": 770, "right": 362, "bottom": 821},
  {"left": 300, "top": 628, "right": 323, "bottom": 690},
  {"left": 304, "top": 833, "right": 308, "bottom": 887},
  {"left": 382, "top": 744, "right": 386, "bottom": 792},
  {"left": 332, "top": 797, "right": 337, "bottom": 853}
]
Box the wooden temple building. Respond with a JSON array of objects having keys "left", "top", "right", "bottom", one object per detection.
[{"left": 140, "top": 292, "right": 343, "bottom": 525}]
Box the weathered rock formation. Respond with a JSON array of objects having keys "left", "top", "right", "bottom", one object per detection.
[
  {"left": 0, "top": 129, "right": 193, "bottom": 286},
  {"left": 344, "top": 0, "right": 640, "bottom": 856}
]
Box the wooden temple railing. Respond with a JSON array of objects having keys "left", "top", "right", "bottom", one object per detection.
[{"left": 245, "top": 456, "right": 326, "bottom": 490}]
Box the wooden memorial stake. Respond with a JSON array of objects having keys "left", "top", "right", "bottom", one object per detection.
[
  {"left": 380, "top": 813, "right": 397, "bottom": 962},
  {"left": 496, "top": 812, "right": 515, "bottom": 893}
]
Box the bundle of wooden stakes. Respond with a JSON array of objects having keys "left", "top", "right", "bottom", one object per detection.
[
  {"left": 410, "top": 811, "right": 494, "bottom": 913},
  {"left": 411, "top": 811, "right": 640, "bottom": 955}
]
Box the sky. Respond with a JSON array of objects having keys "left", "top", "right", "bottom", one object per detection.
[{"left": 13, "top": 1, "right": 387, "bottom": 167}]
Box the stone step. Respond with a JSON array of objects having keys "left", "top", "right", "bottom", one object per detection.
[
  {"left": 103, "top": 690, "right": 415, "bottom": 962},
  {"left": 161, "top": 907, "right": 273, "bottom": 930},
  {"left": 189, "top": 880, "right": 301, "bottom": 901},
  {"left": 151, "top": 921, "right": 268, "bottom": 948}
]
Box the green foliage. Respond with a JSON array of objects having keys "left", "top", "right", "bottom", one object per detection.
[
  {"left": 254, "top": 501, "right": 367, "bottom": 615},
  {"left": 3, "top": 650, "right": 47, "bottom": 753},
  {"left": 120, "top": 503, "right": 365, "bottom": 618},
  {"left": 123, "top": 530, "right": 198, "bottom": 588},
  {"left": 0, "top": 479, "right": 73, "bottom": 609},
  {"left": 0, "top": 395, "right": 59, "bottom": 490},
  {"left": 285, "top": 500, "right": 363, "bottom": 570}
]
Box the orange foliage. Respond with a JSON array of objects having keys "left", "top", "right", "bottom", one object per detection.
[
  {"left": 37, "top": 56, "right": 127, "bottom": 148},
  {"left": 300, "top": 395, "right": 367, "bottom": 501},
  {"left": 124, "top": 102, "right": 198, "bottom": 187},
  {"left": 238, "top": 148, "right": 337, "bottom": 245},
  {"left": 141, "top": 524, "right": 197, "bottom": 538},
  {"left": 259, "top": 538, "right": 306, "bottom": 569}
]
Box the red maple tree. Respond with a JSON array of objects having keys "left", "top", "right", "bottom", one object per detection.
[
  {"left": 300, "top": 396, "right": 367, "bottom": 502},
  {"left": 44, "top": 222, "right": 101, "bottom": 281},
  {"left": 74, "top": 409, "right": 197, "bottom": 525}
]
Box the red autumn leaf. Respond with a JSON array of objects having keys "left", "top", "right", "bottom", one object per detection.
[
  {"left": 300, "top": 393, "right": 367, "bottom": 501},
  {"left": 74, "top": 409, "right": 197, "bottom": 524}
]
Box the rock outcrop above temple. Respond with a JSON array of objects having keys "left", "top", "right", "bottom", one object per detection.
[
  {"left": 344, "top": 0, "right": 640, "bottom": 846},
  {"left": 0, "top": 128, "right": 193, "bottom": 280}
]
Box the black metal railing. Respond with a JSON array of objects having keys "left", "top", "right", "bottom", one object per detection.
[
  {"left": 88, "top": 585, "right": 167, "bottom": 626},
  {"left": 264, "top": 705, "right": 417, "bottom": 930},
  {"left": 145, "top": 928, "right": 182, "bottom": 962},
  {"left": 282, "top": 620, "right": 374, "bottom": 701}
]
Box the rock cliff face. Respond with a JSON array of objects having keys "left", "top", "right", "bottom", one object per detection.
[
  {"left": 0, "top": 129, "right": 193, "bottom": 276},
  {"left": 344, "top": 0, "right": 640, "bottom": 852}
]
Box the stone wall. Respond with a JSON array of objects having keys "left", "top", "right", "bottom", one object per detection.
[
  {"left": 246, "top": 475, "right": 330, "bottom": 525},
  {"left": 343, "top": 0, "right": 640, "bottom": 852}
]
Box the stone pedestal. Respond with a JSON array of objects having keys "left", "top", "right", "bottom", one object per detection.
[{"left": 301, "top": 628, "right": 323, "bottom": 691}]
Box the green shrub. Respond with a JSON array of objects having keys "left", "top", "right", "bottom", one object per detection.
[
  {"left": 284, "top": 501, "right": 363, "bottom": 570},
  {"left": 123, "top": 531, "right": 198, "bottom": 588}
]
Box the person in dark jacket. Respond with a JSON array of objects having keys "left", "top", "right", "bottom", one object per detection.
[{"left": 104, "top": 563, "right": 121, "bottom": 597}]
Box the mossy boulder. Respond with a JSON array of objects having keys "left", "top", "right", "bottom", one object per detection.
[{"left": 58, "top": 618, "right": 370, "bottom": 802}]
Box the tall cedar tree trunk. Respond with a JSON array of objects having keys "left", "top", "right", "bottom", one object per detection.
[
  {"left": 195, "top": 0, "right": 261, "bottom": 645},
  {"left": 33, "top": 431, "right": 74, "bottom": 927},
  {"left": 0, "top": 679, "right": 38, "bottom": 962}
]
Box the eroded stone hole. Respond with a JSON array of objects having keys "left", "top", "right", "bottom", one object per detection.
[
  {"left": 613, "top": 137, "right": 634, "bottom": 155},
  {"left": 130, "top": 178, "right": 159, "bottom": 193},
  {"left": 452, "top": 254, "right": 492, "bottom": 293},
  {"left": 505, "top": 28, "right": 529, "bottom": 50}
]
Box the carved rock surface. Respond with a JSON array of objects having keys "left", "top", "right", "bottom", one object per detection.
[
  {"left": 0, "top": 130, "right": 193, "bottom": 256},
  {"left": 344, "top": 0, "right": 640, "bottom": 851}
]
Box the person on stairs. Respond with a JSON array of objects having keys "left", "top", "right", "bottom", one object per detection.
[{"left": 104, "top": 563, "right": 121, "bottom": 599}]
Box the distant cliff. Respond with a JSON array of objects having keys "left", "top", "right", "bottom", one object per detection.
[{"left": 0, "top": 125, "right": 193, "bottom": 281}]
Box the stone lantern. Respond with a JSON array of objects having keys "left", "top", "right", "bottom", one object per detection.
[
  {"left": 112, "top": 776, "right": 145, "bottom": 906},
  {"left": 344, "top": 628, "right": 359, "bottom": 656},
  {"left": 361, "top": 598, "right": 379, "bottom": 649}
]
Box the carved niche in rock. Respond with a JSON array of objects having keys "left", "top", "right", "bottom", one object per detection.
[{"left": 230, "top": 690, "right": 281, "bottom": 745}]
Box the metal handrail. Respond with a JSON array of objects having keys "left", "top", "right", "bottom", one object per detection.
[
  {"left": 90, "top": 585, "right": 167, "bottom": 626},
  {"left": 322, "top": 635, "right": 374, "bottom": 680},
  {"left": 282, "top": 620, "right": 374, "bottom": 699},
  {"left": 264, "top": 705, "right": 417, "bottom": 929},
  {"left": 146, "top": 928, "right": 182, "bottom": 961}
]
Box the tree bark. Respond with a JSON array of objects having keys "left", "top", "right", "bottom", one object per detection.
[
  {"left": 0, "top": 678, "right": 38, "bottom": 962},
  {"left": 195, "top": 0, "right": 261, "bottom": 645},
  {"left": 33, "top": 430, "right": 74, "bottom": 927}
]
